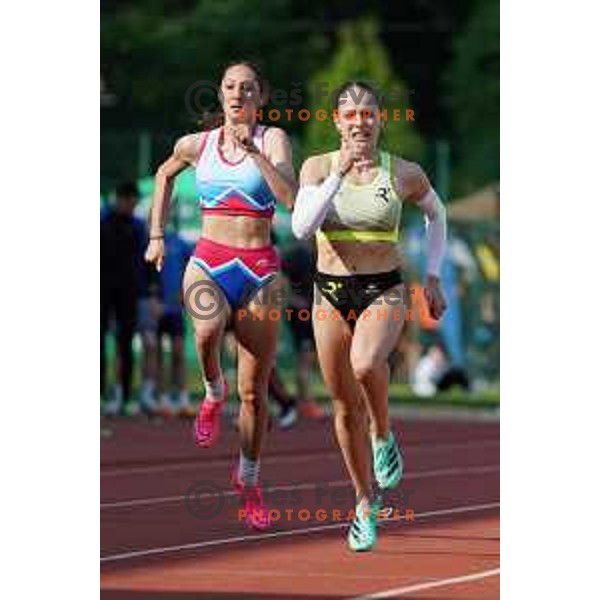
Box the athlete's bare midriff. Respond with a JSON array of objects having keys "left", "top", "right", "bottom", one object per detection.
[
  {"left": 316, "top": 238, "right": 402, "bottom": 275},
  {"left": 201, "top": 214, "right": 272, "bottom": 248}
]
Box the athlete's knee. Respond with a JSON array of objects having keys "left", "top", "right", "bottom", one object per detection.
[
  {"left": 350, "top": 352, "right": 378, "bottom": 383},
  {"left": 332, "top": 397, "right": 366, "bottom": 423},
  {"left": 193, "top": 324, "right": 221, "bottom": 350},
  {"left": 237, "top": 381, "right": 267, "bottom": 407}
]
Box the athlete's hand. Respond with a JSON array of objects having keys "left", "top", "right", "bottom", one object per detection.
[
  {"left": 229, "top": 123, "right": 260, "bottom": 154},
  {"left": 424, "top": 275, "right": 447, "bottom": 320},
  {"left": 337, "top": 142, "right": 356, "bottom": 177},
  {"left": 145, "top": 238, "right": 165, "bottom": 272}
]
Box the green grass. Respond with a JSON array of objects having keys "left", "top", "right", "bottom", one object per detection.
[
  {"left": 104, "top": 339, "right": 499, "bottom": 410},
  {"left": 311, "top": 380, "right": 499, "bottom": 409}
]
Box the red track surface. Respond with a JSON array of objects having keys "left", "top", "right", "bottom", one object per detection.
[{"left": 101, "top": 413, "right": 499, "bottom": 599}]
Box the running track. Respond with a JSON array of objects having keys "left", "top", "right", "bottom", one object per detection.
[{"left": 101, "top": 412, "right": 500, "bottom": 599}]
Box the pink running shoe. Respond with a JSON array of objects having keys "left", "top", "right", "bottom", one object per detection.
[
  {"left": 193, "top": 380, "right": 228, "bottom": 448},
  {"left": 232, "top": 473, "right": 271, "bottom": 531}
]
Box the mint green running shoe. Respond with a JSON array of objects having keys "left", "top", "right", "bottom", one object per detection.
[
  {"left": 347, "top": 501, "right": 380, "bottom": 552},
  {"left": 372, "top": 432, "right": 403, "bottom": 490}
]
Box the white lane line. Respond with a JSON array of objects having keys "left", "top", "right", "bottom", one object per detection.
[
  {"left": 142, "top": 567, "right": 405, "bottom": 581},
  {"left": 101, "top": 451, "right": 338, "bottom": 477},
  {"left": 352, "top": 567, "right": 500, "bottom": 599},
  {"left": 100, "top": 500, "right": 499, "bottom": 563},
  {"left": 101, "top": 464, "right": 499, "bottom": 509},
  {"left": 101, "top": 439, "right": 499, "bottom": 478}
]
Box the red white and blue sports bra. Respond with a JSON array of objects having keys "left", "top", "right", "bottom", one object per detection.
[{"left": 195, "top": 125, "right": 276, "bottom": 219}]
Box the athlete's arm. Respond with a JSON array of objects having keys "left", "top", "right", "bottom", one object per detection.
[
  {"left": 233, "top": 126, "right": 297, "bottom": 210},
  {"left": 291, "top": 155, "right": 343, "bottom": 239},
  {"left": 259, "top": 128, "right": 297, "bottom": 210},
  {"left": 145, "top": 134, "right": 200, "bottom": 271},
  {"left": 399, "top": 160, "right": 448, "bottom": 319}
]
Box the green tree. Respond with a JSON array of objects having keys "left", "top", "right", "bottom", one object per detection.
[
  {"left": 302, "top": 17, "right": 424, "bottom": 161},
  {"left": 101, "top": 0, "right": 327, "bottom": 130},
  {"left": 445, "top": 0, "right": 499, "bottom": 194}
]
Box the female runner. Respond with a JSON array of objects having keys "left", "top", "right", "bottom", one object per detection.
[
  {"left": 145, "top": 61, "right": 296, "bottom": 530},
  {"left": 292, "top": 81, "right": 447, "bottom": 550}
]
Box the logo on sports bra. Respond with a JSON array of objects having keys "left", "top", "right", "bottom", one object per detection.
[{"left": 375, "top": 186, "right": 391, "bottom": 204}]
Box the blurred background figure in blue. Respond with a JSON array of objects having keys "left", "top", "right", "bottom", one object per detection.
[
  {"left": 101, "top": 181, "right": 156, "bottom": 415},
  {"left": 154, "top": 212, "right": 195, "bottom": 418},
  {"left": 280, "top": 239, "right": 325, "bottom": 424}
]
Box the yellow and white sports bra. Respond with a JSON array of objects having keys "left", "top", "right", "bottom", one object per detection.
[{"left": 317, "top": 150, "right": 403, "bottom": 243}]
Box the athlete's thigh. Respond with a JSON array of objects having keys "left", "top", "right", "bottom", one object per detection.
[
  {"left": 351, "top": 283, "right": 407, "bottom": 366},
  {"left": 182, "top": 259, "right": 230, "bottom": 336},
  {"left": 234, "top": 276, "right": 281, "bottom": 387},
  {"left": 312, "top": 294, "right": 362, "bottom": 403}
]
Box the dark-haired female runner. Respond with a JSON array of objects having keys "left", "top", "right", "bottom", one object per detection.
[{"left": 146, "top": 62, "right": 296, "bottom": 530}]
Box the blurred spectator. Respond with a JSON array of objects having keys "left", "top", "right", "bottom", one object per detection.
[
  {"left": 412, "top": 343, "right": 448, "bottom": 397},
  {"left": 101, "top": 182, "right": 156, "bottom": 414},
  {"left": 390, "top": 315, "right": 421, "bottom": 385},
  {"left": 269, "top": 369, "right": 298, "bottom": 429},
  {"left": 136, "top": 282, "right": 161, "bottom": 416},
  {"left": 389, "top": 258, "right": 421, "bottom": 384},
  {"left": 154, "top": 228, "right": 195, "bottom": 417},
  {"left": 281, "top": 240, "right": 325, "bottom": 421},
  {"left": 412, "top": 342, "right": 470, "bottom": 397}
]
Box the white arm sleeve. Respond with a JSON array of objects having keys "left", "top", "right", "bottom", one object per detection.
[
  {"left": 291, "top": 173, "right": 342, "bottom": 239},
  {"left": 417, "top": 188, "right": 447, "bottom": 277}
]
